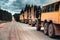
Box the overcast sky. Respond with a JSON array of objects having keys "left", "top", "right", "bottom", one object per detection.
[{"left": 0, "top": 0, "right": 54, "bottom": 15}]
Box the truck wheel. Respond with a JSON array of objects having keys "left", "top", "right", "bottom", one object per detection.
[
  {"left": 48, "top": 23, "right": 55, "bottom": 38},
  {"left": 32, "top": 23, "right": 35, "bottom": 26},
  {"left": 36, "top": 20, "right": 41, "bottom": 31},
  {"left": 44, "top": 23, "right": 48, "bottom": 35},
  {"left": 37, "top": 26, "right": 41, "bottom": 31},
  {"left": 29, "top": 20, "right": 31, "bottom": 25},
  {"left": 31, "top": 21, "right": 35, "bottom": 26},
  {"left": 36, "top": 24, "right": 41, "bottom": 31}
]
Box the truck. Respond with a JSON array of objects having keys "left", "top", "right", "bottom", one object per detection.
[
  {"left": 19, "top": 10, "right": 24, "bottom": 23},
  {"left": 23, "top": 5, "right": 30, "bottom": 24},
  {"left": 29, "top": 5, "right": 39, "bottom": 26},
  {"left": 36, "top": 1, "right": 60, "bottom": 38}
]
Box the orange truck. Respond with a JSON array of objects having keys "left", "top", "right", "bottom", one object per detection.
[
  {"left": 24, "top": 9, "right": 28, "bottom": 23},
  {"left": 29, "top": 5, "right": 39, "bottom": 26},
  {"left": 19, "top": 10, "right": 24, "bottom": 23},
  {"left": 36, "top": 1, "right": 60, "bottom": 38},
  {"left": 26, "top": 5, "right": 41, "bottom": 26},
  {"left": 24, "top": 5, "right": 30, "bottom": 24},
  {"left": 28, "top": 7, "right": 31, "bottom": 25}
]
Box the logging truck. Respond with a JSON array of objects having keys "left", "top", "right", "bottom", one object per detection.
[
  {"left": 19, "top": 10, "right": 24, "bottom": 23},
  {"left": 36, "top": 1, "right": 60, "bottom": 37},
  {"left": 29, "top": 5, "right": 36, "bottom": 26},
  {"left": 18, "top": 0, "right": 60, "bottom": 38},
  {"left": 23, "top": 5, "right": 30, "bottom": 24}
]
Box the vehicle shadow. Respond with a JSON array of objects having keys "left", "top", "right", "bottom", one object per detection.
[
  {"left": 40, "top": 30, "right": 60, "bottom": 39},
  {"left": 53, "top": 36, "right": 60, "bottom": 39}
]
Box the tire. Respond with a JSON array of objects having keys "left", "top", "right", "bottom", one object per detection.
[
  {"left": 44, "top": 23, "right": 49, "bottom": 35},
  {"left": 31, "top": 22, "right": 35, "bottom": 26},
  {"left": 25, "top": 20, "right": 27, "bottom": 24},
  {"left": 48, "top": 23, "right": 55, "bottom": 38},
  {"left": 31, "top": 21, "right": 35, "bottom": 26},
  {"left": 37, "top": 26, "right": 41, "bottom": 31},
  {"left": 36, "top": 19, "right": 41, "bottom": 31},
  {"left": 29, "top": 20, "right": 31, "bottom": 25}
]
